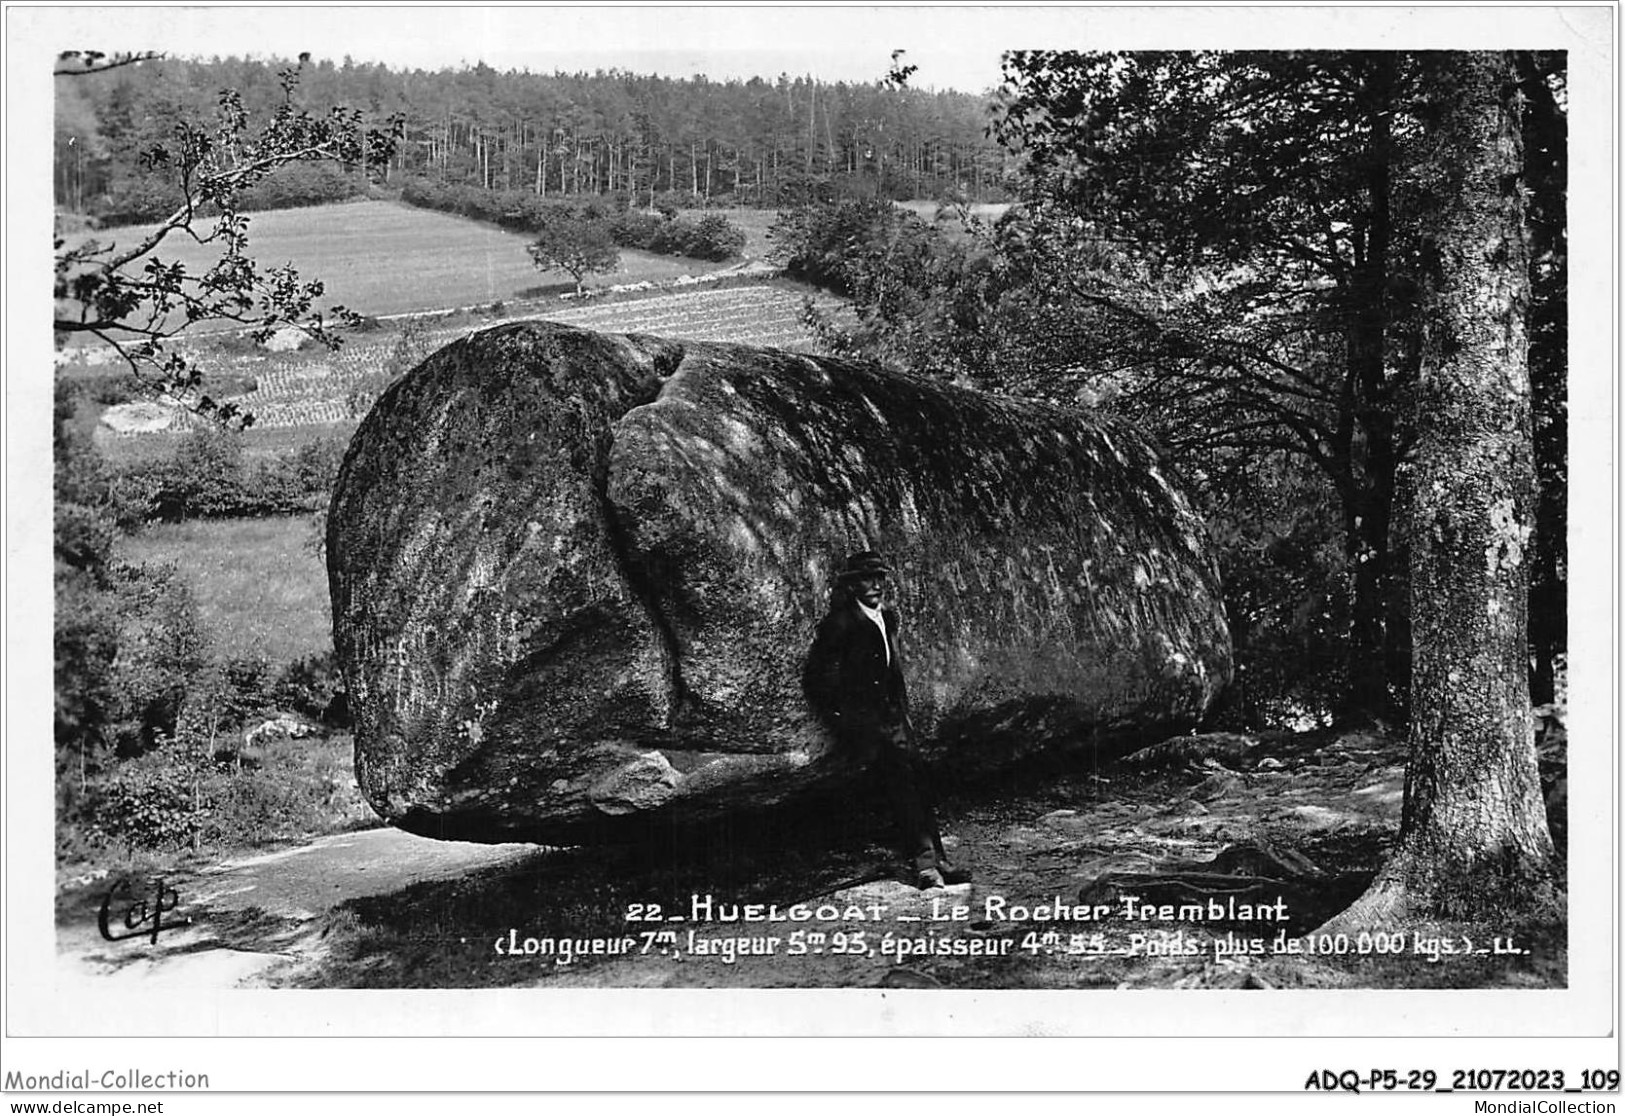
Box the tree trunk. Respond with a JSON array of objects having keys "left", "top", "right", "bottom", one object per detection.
[
  {"left": 1336, "top": 57, "right": 1401, "bottom": 728},
  {"left": 806, "top": 83, "right": 816, "bottom": 173},
  {"left": 1520, "top": 53, "right": 1568, "bottom": 707},
  {"left": 1340, "top": 472, "right": 1397, "bottom": 726},
  {"left": 1317, "top": 51, "right": 1556, "bottom": 933}
]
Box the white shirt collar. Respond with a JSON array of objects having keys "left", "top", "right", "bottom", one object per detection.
[{"left": 856, "top": 600, "right": 890, "bottom": 664}]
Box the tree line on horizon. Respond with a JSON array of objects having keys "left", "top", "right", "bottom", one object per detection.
[{"left": 55, "top": 53, "right": 1012, "bottom": 224}]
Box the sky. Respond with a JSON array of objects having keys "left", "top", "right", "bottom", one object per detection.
[
  {"left": 16, "top": 4, "right": 1615, "bottom": 94},
  {"left": 21, "top": 5, "right": 1021, "bottom": 92}
]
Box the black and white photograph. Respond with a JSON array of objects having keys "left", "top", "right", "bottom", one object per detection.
[{"left": 3, "top": 0, "right": 1618, "bottom": 1099}]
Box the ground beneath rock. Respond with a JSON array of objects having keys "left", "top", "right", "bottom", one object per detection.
[{"left": 55, "top": 728, "right": 1566, "bottom": 991}]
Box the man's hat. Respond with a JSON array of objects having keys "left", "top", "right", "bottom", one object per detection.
[{"left": 836, "top": 550, "right": 894, "bottom": 582}]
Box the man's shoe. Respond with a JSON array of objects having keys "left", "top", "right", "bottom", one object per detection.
[
  {"left": 916, "top": 867, "right": 948, "bottom": 889},
  {"left": 938, "top": 863, "right": 973, "bottom": 885}
]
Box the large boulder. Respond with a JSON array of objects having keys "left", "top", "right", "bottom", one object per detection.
[{"left": 328, "top": 321, "right": 1232, "bottom": 843}]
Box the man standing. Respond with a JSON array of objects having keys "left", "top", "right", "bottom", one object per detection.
[{"left": 802, "top": 551, "right": 970, "bottom": 889}]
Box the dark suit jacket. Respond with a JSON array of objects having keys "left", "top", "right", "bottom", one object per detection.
[{"left": 802, "top": 600, "right": 910, "bottom": 740}]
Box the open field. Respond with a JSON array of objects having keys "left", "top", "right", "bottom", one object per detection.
[
  {"left": 74, "top": 199, "right": 842, "bottom": 675},
  {"left": 82, "top": 280, "right": 841, "bottom": 444},
  {"left": 94, "top": 418, "right": 358, "bottom": 467},
  {"left": 118, "top": 516, "right": 331, "bottom": 664},
  {"left": 63, "top": 197, "right": 838, "bottom": 445},
  {"left": 65, "top": 199, "right": 785, "bottom": 326}
]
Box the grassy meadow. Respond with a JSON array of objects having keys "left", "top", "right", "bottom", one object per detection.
[
  {"left": 118, "top": 516, "right": 332, "bottom": 664},
  {"left": 66, "top": 199, "right": 785, "bottom": 325}
]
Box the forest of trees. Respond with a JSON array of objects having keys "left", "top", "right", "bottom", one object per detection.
[
  {"left": 54, "top": 54, "right": 1010, "bottom": 224},
  {"left": 767, "top": 47, "right": 1567, "bottom": 927},
  {"left": 774, "top": 50, "right": 1568, "bottom": 739}
]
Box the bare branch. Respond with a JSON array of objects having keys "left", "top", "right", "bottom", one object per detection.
[{"left": 54, "top": 50, "right": 163, "bottom": 76}]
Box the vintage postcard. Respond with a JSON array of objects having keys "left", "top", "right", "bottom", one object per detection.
[{"left": 4, "top": 2, "right": 1617, "bottom": 1097}]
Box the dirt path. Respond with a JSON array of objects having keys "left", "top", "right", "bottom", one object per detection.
[
  {"left": 55, "top": 728, "right": 1566, "bottom": 990},
  {"left": 56, "top": 829, "right": 538, "bottom": 986}
]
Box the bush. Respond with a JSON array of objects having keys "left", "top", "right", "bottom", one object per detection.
[
  {"left": 116, "top": 428, "right": 349, "bottom": 522},
  {"left": 609, "top": 209, "right": 665, "bottom": 249},
  {"left": 92, "top": 749, "right": 210, "bottom": 852},
  {"left": 201, "top": 735, "right": 369, "bottom": 848},
  {"left": 202, "top": 331, "right": 267, "bottom": 357},
  {"left": 165, "top": 649, "right": 346, "bottom": 749},
  {"left": 242, "top": 437, "right": 348, "bottom": 515},
  {"left": 95, "top": 174, "right": 185, "bottom": 227},
  {"left": 273, "top": 651, "right": 347, "bottom": 725},
  {"left": 769, "top": 198, "right": 914, "bottom": 293},
  {"left": 103, "top": 469, "right": 169, "bottom": 532},
  {"left": 610, "top": 209, "right": 746, "bottom": 261},
  {"left": 218, "top": 657, "right": 276, "bottom": 727},
  {"left": 57, "top": 556, "right": 210, "bottom": 767},
  {"left": 74, "top": 731, "right": 368, "bottom": 854},
  {"left": 687, "top": 214, "right": 747, "bottom": 260},
  {"left": 55, "top": 377, "right": 111, "bottom": 511},
  {"left": 55, "top": 562, "right": 123, "bottom": 779},
  {"left": 55, "top": 386, "right": 214, "bottom": 765},
  {"left": 103, "top": 562, "right": 211, "bottom": 757},
  {"left": 79, "top": 370, "right": 145, "bottom": 407},
  {"left": 165, "top": 426, "right": 245, "bottom": 519},
  {"left": 55, "top": 502, "right": 118, "bottom": 575},
  {"left": 397, "top": 178, "right": 747, "bottom": 263}
]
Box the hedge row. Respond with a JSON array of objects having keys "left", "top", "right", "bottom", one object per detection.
[
  {"left": 101, "top": 427, "right": 349, "bottom": 525},
  {"left": 398, "top": 179, "right": 745, "bottom": 262},
  {"left": 94, "top": 162, "right": 366, "bottom": 228},
  {"left": 607, "top": 209, "right": 745, "bottom": 261}
]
